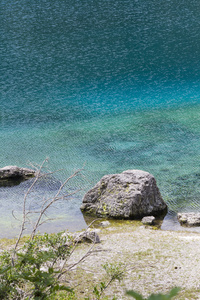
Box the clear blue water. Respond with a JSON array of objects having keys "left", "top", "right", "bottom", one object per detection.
[{"left": 1, "top": 0, "right": 200, "bottom": 237}]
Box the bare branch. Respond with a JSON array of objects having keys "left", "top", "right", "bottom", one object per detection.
[
  {"left": 12, "top": 210, "right": 21, "bottom": 222},
  {"left": 30, "top": 168, "right": 83, "bottom": 240},
  {"left": 58, "top": 238, "right": 97, "bottom": 280},
  {"left": 38, "top": 217, "right": 55, "bottom": 226},
  {"left": 57, "top": 219, "right": 99, "bottom": 278},
  {"left": 12, "top": 159, "right": 48, "bottom": 263}
]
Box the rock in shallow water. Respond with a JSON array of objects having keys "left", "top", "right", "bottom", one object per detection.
[
  {"left": 0, "top": 166, "right": 36, "bottom": 182},
  {"left": 177, "top": 212, "right": 200, "bottom": 227},
  {"left": 80, "top": 169, "right": 167, "bottom": 219}
]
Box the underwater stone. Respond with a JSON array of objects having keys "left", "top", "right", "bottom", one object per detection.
[{"left": 81, "top": 169, "right": 167, "bottom": 219}]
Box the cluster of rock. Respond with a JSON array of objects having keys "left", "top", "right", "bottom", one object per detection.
[
  {"left": 80, "top": 169, "right": 200, "bottom": 228},
  {"left": 2, "top": 166, "right": 200, "bottom": 229}
]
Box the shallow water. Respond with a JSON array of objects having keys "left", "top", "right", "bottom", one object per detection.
[{"left": 1, "top": 0, "right": 200, "bottom": 237}]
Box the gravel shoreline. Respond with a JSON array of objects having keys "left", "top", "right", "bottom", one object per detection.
[{"left": 67, "top": 221, "right": 200, "bottom": 299}]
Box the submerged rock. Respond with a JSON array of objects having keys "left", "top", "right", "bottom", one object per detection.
[
  {"left": 0, "top": 166, "right": 36, "bottom": 184},
  {"left": 81, "top": 169, "right": 167, "bottom": 219},
  {"left": 177, "top": 212, "right": 200, "bottom": 227}
]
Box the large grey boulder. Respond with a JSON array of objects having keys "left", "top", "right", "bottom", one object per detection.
[
  {"left": 80, "top": 170, "right": 167, "bottom": 219},
  {"left": 0, "top": 166, "right": 36, "bottom": 181}
]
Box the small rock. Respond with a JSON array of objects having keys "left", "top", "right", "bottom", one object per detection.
[
  {"left": 40, "top": 266, "right": 48, "bottom": 272},
  {"left": 74, "top": 230, "right": 101, "bottom": 244},
  {"left": 177, "top": 212, "right": 200, "bottom": 227},
  {"left": 99, "top": 221, "right": 111, "bottom": 227},
  {"left": 141, "top": 216, "right": 155, "bottom": 225}
]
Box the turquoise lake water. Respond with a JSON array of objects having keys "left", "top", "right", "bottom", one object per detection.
[{"left": 1, "top": 0, "right": 200, "bottom": 237}]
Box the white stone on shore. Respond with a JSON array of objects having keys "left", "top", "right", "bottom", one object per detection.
[
  {"left": 99, "top": 221, "right": 111, "bottom": 227},
  {"left": 141, "top": 216, "right": 155, "bottom": 225}
]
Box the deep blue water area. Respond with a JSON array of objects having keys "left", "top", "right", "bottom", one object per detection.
[{"left": 1, "top": 0, "right": 200, "bottom": 237}]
